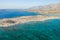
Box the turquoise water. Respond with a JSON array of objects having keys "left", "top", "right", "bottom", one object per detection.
[
  {"left": 0, "top": 10, "right": 60, "bottom": 40},
  {"left": 0, "top": 19, "right": 60, "bottom": 40}
]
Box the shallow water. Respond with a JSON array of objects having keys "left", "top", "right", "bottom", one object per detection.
[
  {"left": 0, "top": 19, "right": 60, "bottom": 40},
  {"left": 0, "top": 10, "right": 60, "bottom": 40}
]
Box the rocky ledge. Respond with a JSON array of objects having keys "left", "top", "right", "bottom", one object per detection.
[{"left": 0, "top": 15, "right": 60, "bottom": 27}]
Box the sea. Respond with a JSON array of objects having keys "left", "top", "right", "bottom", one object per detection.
[
  {"left": 0, "top": 9, "right": 60, "bottom": 40},
  {"left": 0, "top": 9, "right": 39, "bottom": 19}
]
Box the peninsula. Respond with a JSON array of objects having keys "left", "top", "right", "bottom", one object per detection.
[{"left": 0, "top": 15, "right": 60, "bottom": 27}]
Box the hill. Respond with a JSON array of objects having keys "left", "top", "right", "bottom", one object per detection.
[{"left": 28, "top": 3, "right": 60, "bottom": 14}]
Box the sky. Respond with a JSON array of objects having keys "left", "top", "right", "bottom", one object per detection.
[{"left": 0, "top": 0, "right": 60, "bottom": 9}]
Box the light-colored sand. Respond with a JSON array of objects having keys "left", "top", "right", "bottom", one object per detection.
[{"left": 0, "top": 15, "right": 60, "bottom": 27}]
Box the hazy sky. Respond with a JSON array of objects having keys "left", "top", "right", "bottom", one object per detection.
[{"left": 0, "top": 0, "right": 60, "bottom": 9}]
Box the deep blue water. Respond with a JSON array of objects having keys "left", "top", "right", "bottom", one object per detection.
[
  {"left": 0, "top": 19, "right": 60, "bottom": 40},
  {"left": 0, "top": 10, "right": 39, "bottom": 19}
]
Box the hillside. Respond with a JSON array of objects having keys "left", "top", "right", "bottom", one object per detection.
[{"left": 28, "top": 3, "right": 60, "bottom": 14}]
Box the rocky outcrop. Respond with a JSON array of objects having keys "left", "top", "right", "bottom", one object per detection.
[{"left": 0, "top": 15, "right": 60, "bottom": 27}]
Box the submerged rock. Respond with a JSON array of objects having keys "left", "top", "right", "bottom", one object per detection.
[
  {"left": 3, "top": 20, "right": 16, "bottom": 23},
  {"left": 0, "top": 19, "right": 60, "bottom": 40}
]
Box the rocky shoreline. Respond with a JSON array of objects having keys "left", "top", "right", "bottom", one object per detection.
[{"left": 0, "top": 15, "right": 60, "bottom": 27}]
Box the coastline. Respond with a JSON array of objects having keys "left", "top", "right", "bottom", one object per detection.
[{"left": 0, "top": 15, "right": 60, "bottom": 27}]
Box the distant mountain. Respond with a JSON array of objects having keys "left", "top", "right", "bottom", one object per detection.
[
  {"left": 28, "top": 3, "right": 60, "bottom": 10},
  {"left": 28, "top": 3, "right": 60, "bottom": 13}
]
